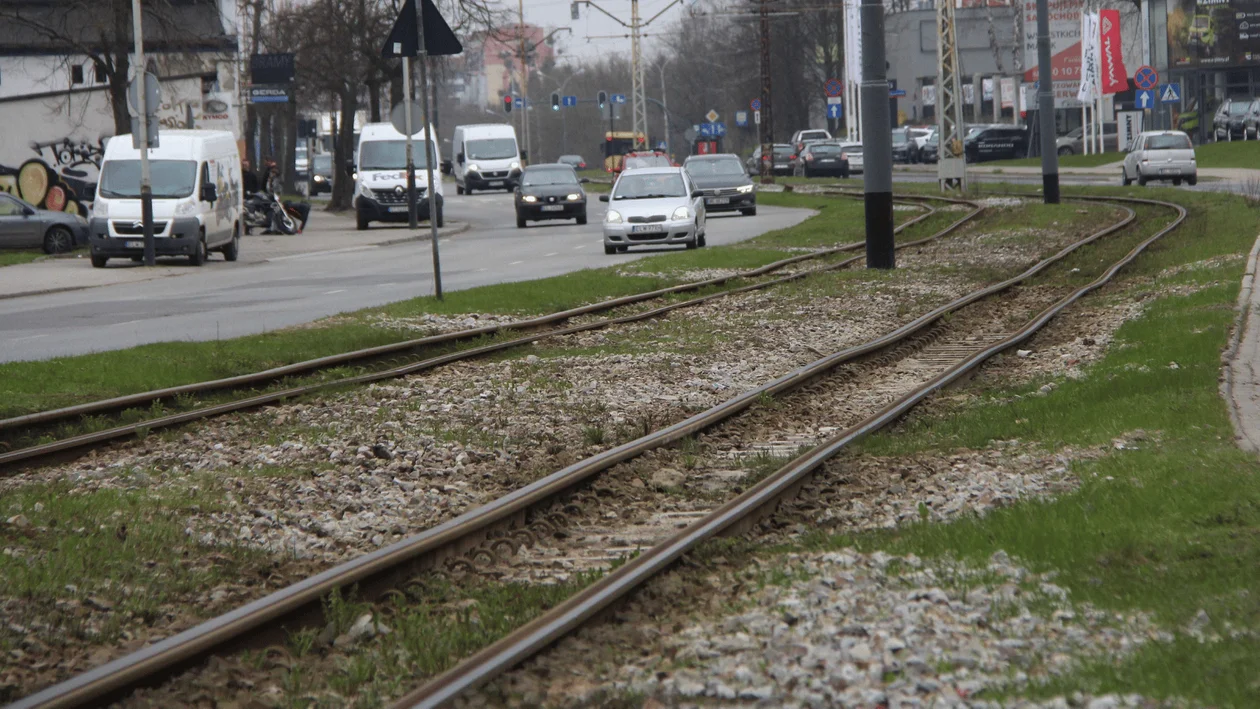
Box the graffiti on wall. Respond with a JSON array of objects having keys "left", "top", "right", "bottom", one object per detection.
[{"left": 0, "top": 136, "right": 105, "bottom": 216}]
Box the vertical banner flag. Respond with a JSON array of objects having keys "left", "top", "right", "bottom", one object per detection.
[
  {"left": 1000, "top": 77, "right": 1016, "bottom": 109},
  {"left": 1099, "top": 8, "right": 1128, "bottom": 94},
  {"left": 844, "top": 0, "right": 862, "bottom": 87},
  {"left": 1077, "top": 12, "right": 1100, "bottom": 103}
]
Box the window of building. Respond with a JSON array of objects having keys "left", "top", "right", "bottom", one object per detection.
[
  {"left": 94, "top": 63, "right": 106, "bottom": 83},
  {"left": 71, "top": 64, "right": 84, "bottom": 85}
]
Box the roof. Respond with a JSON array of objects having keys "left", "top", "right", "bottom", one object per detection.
[
  {"left": 0, "top": 0, "right": 236, "bottom": 56},
  {"left": 618, "top": 166, "right": 682, "bottom": 175},
  {"left": 684, "top": 153, "right": 740, "bottom": 161}
]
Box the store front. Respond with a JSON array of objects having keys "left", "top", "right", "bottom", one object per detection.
[{"left": 1166, "top": 0, "right": 1260, "bottom": 142}]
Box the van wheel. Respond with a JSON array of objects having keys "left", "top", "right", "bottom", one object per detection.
[
  {"left": 604, "top": 244, "right": 616, "bottom": 254},
  {"left": 189, "top": 235, "right": 207, "bottom": 266},
  {"left": 91, "top": 255, "right": 108, "bottom": 268},
  {"left": 356, "top": 211, "right": 369, "bottom": 231},
  {"left": 223, "top": 225, "right": 241, "bottom": 262}
]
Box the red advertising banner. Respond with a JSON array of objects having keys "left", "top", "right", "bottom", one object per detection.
[{"left": 1099, "top": 9, "right": 1128, "bottom": 94}]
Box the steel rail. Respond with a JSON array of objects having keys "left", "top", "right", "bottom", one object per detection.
[
  {"left": 6, "top": 197, "right": 1123, "bottom": 709},
  {"left": 0, "top": 198, "right": 976, "bottom": 471},
  {"left": 390, "top": 194, "right": 1186, "bottom": 709},
  {"left": 0, "top": 198, "right": 938, "bottom": 435}
]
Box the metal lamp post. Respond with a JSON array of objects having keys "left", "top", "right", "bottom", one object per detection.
[{"left": 659, "top": 56, "right": 673, "bottom": 154}]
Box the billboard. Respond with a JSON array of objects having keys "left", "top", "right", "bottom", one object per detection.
[
  {"left": 1168, "top": 0, "right": 1260, "bottom": 67},
  {"left": 1023, "top": 0, "right": 1085, "bottom": 108}
]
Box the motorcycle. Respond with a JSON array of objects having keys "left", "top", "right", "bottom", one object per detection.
[{"left": 244, "top": 192, "right": 307, "bottom": 235}]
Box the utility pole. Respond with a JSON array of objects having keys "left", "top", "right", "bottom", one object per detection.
[
  {"left": 936, "top": 0, "right": 967, "bottom": 191},
  {"left": 1035, "top": 0, "right": 1059, "bottom": 203},
  {"left": 518, "top": 0, "right": 530, "bottom": 161},
  {"left": 757, "top": 0, "right": 774, "bottom": 184},
  {"left": 860, "top": 0, "right": 893, "bottom": 269},
  {"left": 659, "top": 58, "right": 672, "bottom": 154},
  {"left": 130, "top": 0, "right": 155, "bottom": 267}
]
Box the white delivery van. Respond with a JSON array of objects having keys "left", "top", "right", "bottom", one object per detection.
[
  {"left": 354, "top": 122, "right": 444, "bottom": 230},
  {"left": 452, "top": 123, "right": 521, "bottom": 194},
  {"left": 89, "top": 130, "right": 243, "bottom": 267}
]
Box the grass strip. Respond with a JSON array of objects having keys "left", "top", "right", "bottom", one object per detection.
[
  {"left": 786, "top": 185, "right": 1260, "bottom": 706},
  {"left": 0, "top": 251, "right": 46, "bottom": 268}
]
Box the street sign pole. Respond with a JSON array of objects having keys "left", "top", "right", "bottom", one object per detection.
[
  {"left": 418, "top": 5, "right": 443, "bottom": 300},
  {"left": 1035, "top": 0, "right": 1060, "bottom": 204},
  {"left": 860, "top": 0, "right": 893, "bottom": 269},
  {"left": 130, "top": 0, "right": 155, "bottom": 267},
  {"left": 403, "top": 58, "right": 418, "bottom": 231}
]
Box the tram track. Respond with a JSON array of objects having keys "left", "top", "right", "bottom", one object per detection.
[{"left": 3, "top": 193, "right": 1177, "bottom": 709}]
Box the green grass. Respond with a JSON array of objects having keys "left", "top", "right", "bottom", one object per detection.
[
  {"left": 986, "top": 151, "right": 1126, "bottom": 169},
  {"left": 1189, "top": 139, "right": 1260, "bottom": 169},
  {"left": 0, "top": 250, "right": 45, "bottom": 267},
  {"left": 787, "top": 186, "right": 1260, "bottom": 706}
]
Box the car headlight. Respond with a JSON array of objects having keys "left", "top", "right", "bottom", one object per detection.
[
  {"left": 605, "top": 210, "right": 623, "bottom": 224},
  {"left": 522, "top": 195, "right": 538, "bottom": 203},
  {"left": 671, "top": 206, "right": 691, "bottom": 220},
  {"left": 566, "top": 193, "right": 582, "bottom": 201},
  {"left": 467, "top": 163, "right": 480, "bottom": 173},
  {"left": 92, "top": 199, "right": 109, "bottom": 218},
  {"left": 313, "top": 175, "right": 326, "bottom": 182},
  {"left": 736, "top": 184, "right": 754, "bottom": 193},
  {"left": 509, "top": 161, "right": 521, "bottom": 170},
  {"left": 175, "top": 200, "right": 197, "bottom": 216}
]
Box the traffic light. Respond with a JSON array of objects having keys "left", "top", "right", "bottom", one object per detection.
[
  {"left": 551, "top": 92, "right": 560, "bottom": 111},
  {"left": 504, "top": 95, "right": 513, "bottom": 113},
  {"left": 598, "top": 90, "right": 607, "bottom": 107}
]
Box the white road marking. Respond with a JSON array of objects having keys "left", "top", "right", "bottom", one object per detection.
[
  {"left": 573, "top": 244, "right": 587, "bottom": 250},
  {"left": 545, "top": 252, "right": 559, "bottom": 257},
  {"left": 324, "top": 289, "right": 346, "bottom": 295},
  {"left": 478, "top": 268, "right": 488, "bottom": 272},
  {"left": 377, "top": 283, "right": 395, "bottom": 287},
  {"left": 509, "top": 260, "right": 524, "bottom": 265},
  {"left": 12, "top": 334, "right": 47, "bottom": 342}
]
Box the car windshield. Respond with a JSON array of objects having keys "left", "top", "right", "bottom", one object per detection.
[
  {"left": 522, "top": 167, "right": 578, "bottom": 186},
  {"left": 625, "top": 155, "right": 670, "bottom": 169},
  {"left": 810, "top": 145, "right": 843, "bottom": 156},
  {"left": 891, "top": 131, "right": 908, "bottom": 144},
  {"left": 560, "top": 155, "right": 584, "bottom": 163},
  {"left": 359, "top": 140, "right": 432, "bottom": 170},
  {"left": 1147, "top": 134, "right": 1193, "bottom": 150},
  {"left": 801, "top": 132, "right": 827, "bottom": 140},
  {"left": 685, "top": 158, "right": 746, "bottom": 176},
  {"left": 612, "top": 173, "right": 687, "bottom": 200},
  {"left": 466, "top": 138, "right": 517, "bottom": 160},
  {"left": 773, "top": 146, "right": 793, "bottom": 156},
  {"left": 313, "top": 155, "right": 332, "bottom": 173},
  {"left": 841, "top": 145, "right": 863, "bottom": 154},
  {"left": 1229, "top": 102, "right": 1251, "bottom": 116},
  {"left": 99, "top": 160, "right": 197, "bottom": 198}
]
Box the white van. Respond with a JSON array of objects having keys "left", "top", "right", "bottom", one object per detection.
[
  {"left": 89, "top": 130, "right": 243, "bottom": 267},
  {"left": 452, "top": 123, "right": 521, "bottom": 194},
  {"left": 354, "top": 122, "right": 444, "bottom": 230}
]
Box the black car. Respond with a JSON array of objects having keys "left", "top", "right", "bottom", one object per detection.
[
  {"left": 683, "top": 153, "right": 757, "bottom": 216},
  {"left": 796, "top": 143, "right": 850, "bottom": 178},
  {"left": 746, "top": 143, "right": 794, "bottom": 176},
  {"left": 891, "top": 128, "right": 915, "bottom": 163},
  {"left": 514, "top": 164, "right": 588, "bottom": 228},
  {"left": 1214, "top": 97, "right": 1254, "bottom": 140},
  {"left": 919, "top": 134, "right": 939, "bottom": 163},
  {"left": 308, "top": 154, "right": 333, "bottom": 195},
  {"left": 964, "top": 126, "right": 1030, "bottom": 163}
]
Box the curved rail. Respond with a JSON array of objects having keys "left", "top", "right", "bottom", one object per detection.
[
  {"left": 0, "top": 196, "right": 977, "bottom": 471},
  {"left": 5, "top": 195, "right": 1135, "bottom": 709},
  {"left": 389, "top": 195, "right": 1186, "bottom": 709}
]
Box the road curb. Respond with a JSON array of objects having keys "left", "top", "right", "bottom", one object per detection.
[{"left": 1222, "top": 228, "right": 1260, "bottom": 454}]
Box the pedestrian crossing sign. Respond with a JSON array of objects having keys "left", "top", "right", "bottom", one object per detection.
[{"left": 1158, "top": 83, "right": 1181, "bottom": 104}]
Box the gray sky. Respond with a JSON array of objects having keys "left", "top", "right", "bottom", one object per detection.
[{"left": 520, "top": 0, "right": 693, "bottom": 63}]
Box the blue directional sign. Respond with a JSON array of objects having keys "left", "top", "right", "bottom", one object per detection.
[
  {"left": 611, "top": 93, "right": 627, "bottom": 104},
  {"left": 889, "top": 89, "right": 907, "bottom": 98},
  {"left": 561, "top": 95, "right": 578, "bottom": 107},
  {"left": 1136, "top": 89, "right": 1155, "bottom": 109},
  {"left": 698, "top": 122, "right": 728, "bottom": 137},
  {"left": 514, "top": 97, "right": 531, "bottom": 109},
  {"left": 826, "top": 103, "right": 843, "bottom": 119},
  {"left": 713, "top": 122, "right": 726, "bottom": 137},
  {"left": 735, "top": 110, "right": 749, "bottom": 127},
  {"left": 1158, "top": 83, "right": 1182, "bottom": 103}
]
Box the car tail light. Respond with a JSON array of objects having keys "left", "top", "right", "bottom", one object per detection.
[
  {"left": 790, "top": 154, "right": 797, "bottom": 161},
  {"left": 579, "top": 162, "right": 586, "bottom": 168}
]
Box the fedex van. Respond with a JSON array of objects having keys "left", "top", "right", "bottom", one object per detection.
[
  {"left": 354, "top": 122, "right": 444, "bottom": 230},
  {"left": 89, "top": 130, "right": 243, "bottom": 267},
  {"left": 452, "top": 123, "right": 521, "bottom": 194}
]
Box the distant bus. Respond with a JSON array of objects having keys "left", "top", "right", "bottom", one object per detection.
[{"left": 603, "top": 130, "right": 648, "bottom": 172}]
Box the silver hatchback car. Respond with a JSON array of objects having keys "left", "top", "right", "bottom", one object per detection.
[
  {"left": 599, "top": 167, "right": 707, "bottom": 254},
  {"left": 1122, "top": 131, "right": 1197, "bottom": 186}
]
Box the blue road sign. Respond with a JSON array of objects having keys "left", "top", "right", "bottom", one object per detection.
[
  {"left": 889, "top": 89, "right": 907, "bottom": 98},
  {"left": 735, "top": 110, "right": 749, "bottom": 127},
  {"left": 824, "top": 78, "right": 843, "bottom": 97},
  {"left": 1158, "top": 83, "right": 1182, "bottom": 103},
  {"left": 1134, "top": 65, "right": 1159, "bottom": 90},
  {"left": 561, "top": 95, "right": 578, "bottom": 107},
  {"left": 826, "top": 103, "right": 843, "bottom": 119},
  {"left": 750, "top": 98, "right": 762, "bottom": 111},
  {"left": 698, "top": 122, "right": 728, "bottom": 137},
  {"left": 1136, "top": 89, "right": 1155, "bottom": 109},
  {"left": 611, "top": 93, "right": 627, "bottom": 104},
  {"left": 713, "top": 122, "right": 726, "bottom": 137}
]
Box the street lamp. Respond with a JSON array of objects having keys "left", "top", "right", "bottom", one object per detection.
[{"left": 659, "top": 57, "right": 673, "bottom": 154}]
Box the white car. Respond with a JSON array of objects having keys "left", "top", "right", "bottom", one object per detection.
[
  {"left": 599, "top": 167, "right": 706, "bottom": 254},
  {"left": 1121, "top": 131, "right": 1197, "bottom": 187},
  {"left": 838, "top": 142, "right": 864, "bottom": 173}
]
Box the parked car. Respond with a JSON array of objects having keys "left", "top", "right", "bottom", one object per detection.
[
  {"left": 0, "top": 192, "right": 87, "bottom": 253},
  {"left": 514, "top": 163, "right": 588, "bottom": 228},
  {"left": 1213, "top": 97, "right": 1253, "bottom": 141},
  {"left": 295, "top": 144, "right": 309, "bottom": 179},
  {"left": 891, "top": 128, "right": 916, "bottom": 163},
  {"left": 308, "top": 154, "right": 333, "bottom": 195},
  {"left": 790, "top": 128, "right": 832, "bottom": 155},
  {"left": 598, "top": 166, "right": 706, "bottom": 254},
  {"left": 919, "top": 134, "right": 939, "bottom": 163},
  {"left": 838, "top": 142, "right": 864, "bottom": 173},
  {"left": 964, "top": 125, "right": 1029, "bottom": 163},
  {"left": 795, "top": 143, "right": 850, "bottom": 178},
  {"left": 1057, "top": 122, "right": 1119, "bottom": 155},
  {"left": 1122, "top": 130, "right": 1197, "bottom": 186},
  {"left": 683, "top": 153, "right": 757, "bottom": 216},
  {"left": 557, "top": 154, "right": 588, "bottom": 169},
  {"left": 747, "top": 143, "right": 794, "bottom": 176},
  {"left": 904, "top": 127, "right": 933, "bottom": 162},
  {"left": 622, "top": 151, "right": 672, "bottom": 171},
  {"left": 1242, "top": 99, "right": 1260, "bottom": 139}
]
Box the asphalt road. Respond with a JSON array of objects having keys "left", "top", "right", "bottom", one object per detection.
[{"left": 0, "top": 194, "right": 812, "bottom": 363}]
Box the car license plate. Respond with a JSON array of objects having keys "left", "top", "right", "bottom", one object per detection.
[
  {"left": 1160, "top": 168, "right": 1178, "bottom": 175},
  {"left": 488, "top": 180, "right": 504, "bottom": 186},
  {"left": 706, "top": 197, "right": 729, "bottom": 205},
  {"left": 125, "top": 240, "right": 144, "bottom": 249},
  {"left": 820, "top": 159, "right": 835, "bottom": 163},
  {"left": 541, "top": 205, "right": 564, "bottom": 212},
  {"left": 774, "top": 163, "right": 787, "bottom": 168},
  {"left": 388, "top": 206, "right": 408, "bottom": 213},
  {"left": 631, "top": 224, "right": 665, "bottom": 234}
]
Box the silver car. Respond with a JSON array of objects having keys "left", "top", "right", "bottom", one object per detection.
[
  {"left": 1122, "top": 131, "right": 1197, "bottom": 186},
  {"left": 0, "top": 192, "right": 88, "bottom": 253},
  {"left": 599, "top": 167, "right": 706, "bottom": 254}
]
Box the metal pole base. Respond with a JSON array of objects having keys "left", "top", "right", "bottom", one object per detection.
[
  {"left": 865, "top": 191, "right": 895, "bottom": 269},
  {"left": 1042, "top": 173, "right": 1060, "bottom": 205}
]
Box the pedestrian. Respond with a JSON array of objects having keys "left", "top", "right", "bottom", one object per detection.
[
  {"left": 261, "top": 158, "right": 281, "bottom": 194},
  {"left": 241, "top": 158, "right": 259, "bottom": 195}
]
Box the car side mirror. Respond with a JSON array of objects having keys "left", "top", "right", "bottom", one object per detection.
[
  {"left": 200, "top": 183, "right": 218, "bottom": 203},
  {"left": 690, "top": 189, "right": 703, "bottom": 198},
  {"left": 457, "top": 152, "right": 465, "bottom": 164},
  {"left": 598, "top": 194, "right": 609, "bottom": 202},
  {"left": 23, "top": 206, "right": 36, "bottom": 216}
]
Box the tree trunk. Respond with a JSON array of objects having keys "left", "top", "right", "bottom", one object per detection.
[
  {"left": 389, "top": 71, "right": 403, "bottom": 111},
  {"left": 368, "top": 79, "right": 382, "bottom": 122},
  {"left": 108, "top": 55, "right": 131, "bottom": 136},
  {"left": 330, "top": 88, "right": 358, "bottom": 211}
]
